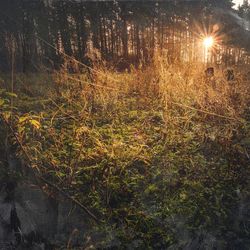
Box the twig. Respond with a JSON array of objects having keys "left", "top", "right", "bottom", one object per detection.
[{"left": 170, "top": 101, "right": 242, "bottom": 122}]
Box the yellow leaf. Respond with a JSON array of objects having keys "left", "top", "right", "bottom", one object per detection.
[
  {"left": 30, "top": 119, "right": 41, "bottom": 129},
  {"left": 19, "top": 116, "right": 29, "bottom": 123},
  {"left": 3, "top": 112, "right": 11, "bottom": 120}
]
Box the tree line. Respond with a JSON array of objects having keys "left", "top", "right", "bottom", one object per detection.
[{"left": 0, "top": 0, "right": 250, "bottom": 73}]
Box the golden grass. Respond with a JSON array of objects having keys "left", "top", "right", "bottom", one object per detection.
[{"left": 5, "top": 55, "right": 249, "bottom": 128}]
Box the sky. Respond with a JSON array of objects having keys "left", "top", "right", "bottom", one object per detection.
[{"left": 233, "top": 0, "right": 245, "bottom": 8}]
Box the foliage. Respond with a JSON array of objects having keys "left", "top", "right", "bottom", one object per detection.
[
  {"left": 0, "top": 59, "right": 250, "bottom": 248},
  {"left": 0, "top": 0, "right": 249, "bottom": 72}
]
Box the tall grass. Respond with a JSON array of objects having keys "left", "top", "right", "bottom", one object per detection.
[
  {"left": 6, "top": 55, "right": 248, "bottom": 122},
  {"left": 1, "top": 56, "right": 250, "bottom": 248}
]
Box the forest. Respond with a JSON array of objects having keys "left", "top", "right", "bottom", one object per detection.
[
  {"left": 0, "top": 0, "right": 250, "bottom": 249},
  {"left": 0, "top": 0, "right": 250, "bottom": 72}
]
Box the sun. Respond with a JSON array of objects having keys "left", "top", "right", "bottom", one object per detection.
[{"left": 203, "top": 36, "right": 214, "bottom": 48}]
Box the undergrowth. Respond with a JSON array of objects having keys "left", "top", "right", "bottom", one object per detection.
[{"left": 0, "top": 57, "right": 250, "bottom": 249}]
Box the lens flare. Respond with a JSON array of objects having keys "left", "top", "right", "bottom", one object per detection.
[{"left": 203, "top": 37, "right": 214, "bottom": 48}]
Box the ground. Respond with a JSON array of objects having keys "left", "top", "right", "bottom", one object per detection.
[{"left": 0, "top": 60, "right": 249, "bottom": 249}]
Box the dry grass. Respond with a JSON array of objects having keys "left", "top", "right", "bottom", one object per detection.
[
  {"left": 1, "top": 55, "right": 250, "bottom": 249},
  {"left": 7, "top": 55, "right": 248, "bottom": 125}
]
